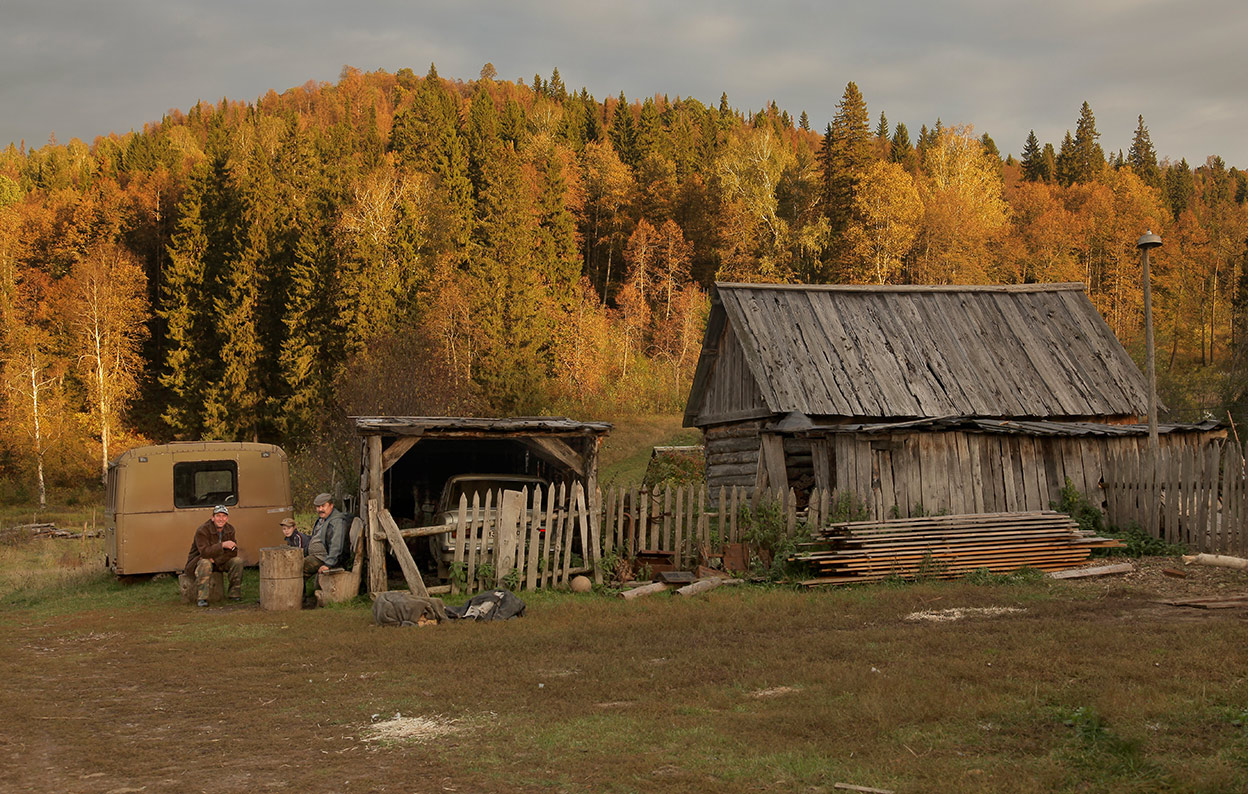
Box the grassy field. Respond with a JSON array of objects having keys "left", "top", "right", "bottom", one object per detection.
[
  {"left": 2, "top": 531, "right": 1248, "bottom": 794},
  {"left": 3, "top": 417, "right": 1247, "bottom": 792}
]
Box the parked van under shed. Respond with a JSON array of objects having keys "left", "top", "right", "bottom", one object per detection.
[{"left": 105, "top": 442, "right": 293, "bottom": 575}]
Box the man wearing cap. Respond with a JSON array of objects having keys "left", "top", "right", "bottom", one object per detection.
[
  {"left": 304, "top": 492, "right": 348, "bottom": 579},
  {"left": 280, "top": 517, "right": 309, "bottom": 553},
  {"left": 184, "top": 505, "right": 245, "bottom": 607}
]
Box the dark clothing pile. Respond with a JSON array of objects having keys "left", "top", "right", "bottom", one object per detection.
[
  {"left": 445, "top": 589, "right": 526, "bottom": 621},
  {"left": 372, "top": 592, "right": 449, "bottom": 626}
]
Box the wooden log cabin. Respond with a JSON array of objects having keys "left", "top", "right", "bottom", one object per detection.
[{"left": 683, "top": 282, "right": 1224, "bottom": 518}]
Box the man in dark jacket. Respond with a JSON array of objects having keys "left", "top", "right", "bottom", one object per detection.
[
  {"left": 184, "top": 505, "right": 244, "bottom": 607},
  {"left": 304, "top": 492, "right": 348, "bottom": 577}
]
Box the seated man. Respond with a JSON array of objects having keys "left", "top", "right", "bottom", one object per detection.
[
  {"left": 280, "top": 517, "right": 309, "bottom": 553},
  {"left": 303, "top": 492, "right": 348, "bottom": 594},
  {"left": 184, "top": 505, "right": 244, "bottom": 607}
]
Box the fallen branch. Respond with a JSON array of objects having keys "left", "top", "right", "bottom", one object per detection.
[{"left": 1182, "top": 553, "right": 1248, "bottom": 571}]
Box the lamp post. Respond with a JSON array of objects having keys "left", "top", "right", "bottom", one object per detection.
[{"left": 1138, "top": 230, "right": 1162, "bottom": 455}]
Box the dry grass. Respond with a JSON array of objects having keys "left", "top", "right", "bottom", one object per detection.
[
  {"left": 1, "top": 557, "right": 1247, "bottom": 793},
  {"left": 597, "top": 414, "right": 701, "bottom": 485}
]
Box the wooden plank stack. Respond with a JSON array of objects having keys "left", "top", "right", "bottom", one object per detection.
[{"left": 794, "top": 510, "right": 1124, "bottom": 586}]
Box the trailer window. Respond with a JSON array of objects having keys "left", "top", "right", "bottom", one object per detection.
[{"left": 173, "top": 461, "right": 239, "bottom": 508}]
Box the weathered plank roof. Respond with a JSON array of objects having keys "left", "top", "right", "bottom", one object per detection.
[
  {"left": 353, "top": 416, "right": 612, "bottom": 437},
  {"left": 770, "top": 414, "right": 1221, "bottom": 438},
  {"left": 685, "top": 282, "right": 1151, "bottom": 425}
]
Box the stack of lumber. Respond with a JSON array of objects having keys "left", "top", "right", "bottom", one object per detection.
[{"left": 794, "top": 511, "right": 1123, "bottom": 587}]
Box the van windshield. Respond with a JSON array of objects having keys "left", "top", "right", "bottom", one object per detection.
[{"left": 173, "top": 460, "right": 239, "bottom": 508}]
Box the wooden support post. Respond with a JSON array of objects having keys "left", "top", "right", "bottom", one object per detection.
[
  {"left": 589, "top": 485, "right": 604, "bottom": 585},
  {"left": 366, "top": 435, "right": 386, "bottom": 595},
  {"left": 495, "top": 489, "right": 524, "bottom": 588},
  {"left": 378, "top": 508, "right": 429, "bottom": 599}
]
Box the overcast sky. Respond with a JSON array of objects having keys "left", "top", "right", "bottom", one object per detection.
[{"left": 5, "top": 0, "right": 1247, "bottom": 167}]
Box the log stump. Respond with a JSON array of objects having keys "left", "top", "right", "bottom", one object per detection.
[
  {"left": 259, "top": 546, "right": 304, "bottom": 611},
  {"left": 179, "top": 572, "right": 224, "bottom": 605}
]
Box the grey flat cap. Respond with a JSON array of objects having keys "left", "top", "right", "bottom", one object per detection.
[{"left": 313, "top": 492, "right": 333, "bottom": 506}]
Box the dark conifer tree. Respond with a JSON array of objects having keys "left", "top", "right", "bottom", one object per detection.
[
  {"left": 820, "top": 82, "right": 872, "bottom": 237},
  {"left": 1070, "top": 101, "right": 1105, "bottom": 183},
  {"left": 1127, "top": 115, "right": 1161, "bottom": 188},
  {"left": 889, "top": 122, "right": 915, "bottom": 171},
  {"left": 1021, "top": 130, "right": 1045, "bottom": 182},
  {"left": 609, "top": 92, "right": 640, "bottom": 167},
  {"left": 1040, "top": 143, "right": 1057, "bottom": 184},
  {"left": 1165, "top": 159, "right": 1194, "bottom": 220},
  {"left": 1056, "top": 131, "right": 1077, "bottom": 186}
]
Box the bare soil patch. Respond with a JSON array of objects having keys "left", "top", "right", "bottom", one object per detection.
[{"left": 1, "top": 554, "right": 1247, "bottom": 793}]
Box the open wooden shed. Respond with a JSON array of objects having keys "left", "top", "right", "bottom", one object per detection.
[
  {"left": 354, "top": 416, "right": 612, "bottom": 594},
  {"left": 683, "top": 282, "right": 1224, "bottom": 517}
]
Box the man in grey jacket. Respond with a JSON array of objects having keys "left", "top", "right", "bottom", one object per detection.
[{"left": 304, "top": 492, "right": 349, "bottom": 578}]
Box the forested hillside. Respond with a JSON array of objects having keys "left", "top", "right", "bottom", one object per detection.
[{"left": 1, "top": 65, "right": 1245, "bottom": 503}]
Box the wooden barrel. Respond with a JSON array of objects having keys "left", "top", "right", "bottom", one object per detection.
[{"left": 259, "top": 546, "right": 303, "bottom": 611}]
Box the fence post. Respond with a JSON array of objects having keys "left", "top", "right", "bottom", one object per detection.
[{"left": 590, "top": 485, "right": 604, "bottom": 585}]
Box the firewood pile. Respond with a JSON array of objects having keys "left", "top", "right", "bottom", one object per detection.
[{"left": 793, "top": 511, "right": 1124, "bottom": 587}]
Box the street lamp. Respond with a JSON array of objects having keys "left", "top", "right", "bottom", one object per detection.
[{"left": 1138, "top": 230, "right": 1162, "bottom": 455}]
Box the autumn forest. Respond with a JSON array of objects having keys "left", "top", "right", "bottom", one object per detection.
[{"left": 1, "top": 65, "right": 1246, "bottom": 503}]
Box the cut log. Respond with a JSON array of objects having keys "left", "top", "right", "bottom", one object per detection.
[
  {"left": 675, "top": 578, "right": 725, "bottom": 597},
  {"left": 1047, "top": 563, "right": 1135, "bottom": 580},
  {"left": 619, "top": 581, "right": 670, "bottom": 600},
  {"left": 1182, "top": 553, "right": 1248, "bottom": 570}
]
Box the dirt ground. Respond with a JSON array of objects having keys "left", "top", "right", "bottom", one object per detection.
[
  {"left": 2, "top": 552, "right": 1247, "bottom": 794},
  {"left": 1062, "top": 554, "right": 1248, "bottom": 600}
]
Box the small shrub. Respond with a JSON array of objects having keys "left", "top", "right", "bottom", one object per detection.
[
  {"left": 1106, "top": 521, "right": 1186, "bottom": 558},
  {"left": 740, "top": 495, "right": 809, "bottom": 581},
  {"left": 1051, "top": 477, "right": 1104, "bottom": 535},
  {"left": 475, "top": 562, "right": 495, "bottom": 583},
  {"left": 503, "top": 567, "right": 521, "bottom": 591}
]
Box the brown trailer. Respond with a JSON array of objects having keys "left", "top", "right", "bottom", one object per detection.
[{"left": 104, "top": 442, "right": 293, "bottom": 575}]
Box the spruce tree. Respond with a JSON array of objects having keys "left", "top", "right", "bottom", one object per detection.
[
  {"left": 1070, "top": 101, "right": 1105, "bottom": 183},
  {"left": 1021, "top": 130, "right": 1044, "bottom": 182},
  {"left": 799, "top": 110, "right": 810, "bottom": 132},
  {"left": 1164, "top": 159, "right": 1194, "bottom": 219},
  {"left": 820, "top": 81, "right": 872, "bottom": 236},
  {"left": 1056, "top": 131, "right": 1077, "bottom": 186},
  {"left": 1041, "top": 143, "right": 1057, "bottom": 184},
  {"left": 889, "top": 122, "right": 915, "bottom": 171},
  {"left": 609, "top": 92, "right": 639, "bottom": 167},
  {"left": 466, "top": 80, "right": 501, "bottom": 196},
  {"left": 1127, "top": 114, "right": 1161, "bottom": 188}
]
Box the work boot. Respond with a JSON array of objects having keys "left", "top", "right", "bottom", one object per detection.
[{"left": 197, "top": 599, "right": 209, "bottom": 607}]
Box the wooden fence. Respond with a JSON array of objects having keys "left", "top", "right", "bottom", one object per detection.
[
  {"left": 418, "top": 443, "right": 1248, "bottom": 596},
  {"left": 428, "top": 483, "right": 853, "bottom": 594},
  {"left": 1103, "top": 441, "right": 1248, "bottom": 554}
]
